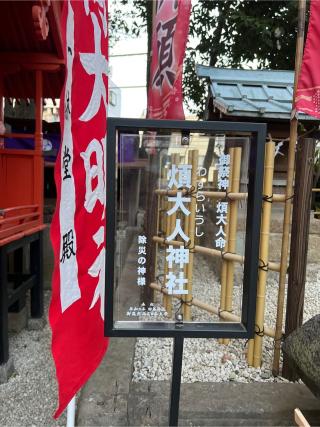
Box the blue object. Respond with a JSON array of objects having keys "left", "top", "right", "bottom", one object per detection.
[{"left": 196, "top": 65, "right": 319, "bottom": 121}]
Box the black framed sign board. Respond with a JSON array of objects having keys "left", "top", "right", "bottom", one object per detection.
[{"left": 105, "top": 118, "right": 266, "bottom": 425}]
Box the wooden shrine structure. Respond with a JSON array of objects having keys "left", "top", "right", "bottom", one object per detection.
[
  {"left": 0, "top": 0, "right": 64, "bottom": 369},
  {"left": 196, "top": 66, "right": 319, "bottom": 192}
]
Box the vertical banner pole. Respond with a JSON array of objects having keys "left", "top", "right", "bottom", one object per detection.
[
  {"left": 169, "top": 335, "right": 184, "bottom": 427},
  {"left": 66, "top": 396, "right": 76, "bottom": 427},
  {"left": 272, "top": 0, "right": 306, "bottom": 376}
]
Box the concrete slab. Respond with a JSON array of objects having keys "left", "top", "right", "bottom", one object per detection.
[
  {"left": 128, "top": 381, "right": 320, "bottom": 427},
  {"left": 77, "top": 335, "right": 320, "bottom": 427},
  {"left": 77, "top": 337, "right": 136, "bottom": 426}
]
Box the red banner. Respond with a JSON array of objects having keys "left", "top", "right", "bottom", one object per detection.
[
  {"left": 147, "top": 0, "right": 191, "bottom": 120},
  {"left": 49, "top": 0, "right": 109, "bottom": 418},
  {"left": 295, "top": 0, "right": 320, "bottom": 118}
]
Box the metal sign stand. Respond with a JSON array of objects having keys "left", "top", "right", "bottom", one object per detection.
[
  {"left": 169, "top": 335, "right": 184, "bottom": 426},
  {"left": 105, "top": 118, "right": 268, "bottom": 427}
]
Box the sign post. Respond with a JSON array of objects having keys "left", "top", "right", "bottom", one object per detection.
[{"left": 105, "top": 118, "right": 266, "bottom": 425}]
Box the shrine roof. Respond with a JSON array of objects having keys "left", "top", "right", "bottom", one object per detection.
[
  {"left": 0, "top": 1, "right": 64, "bottom": 99},
  {"left": 196, "top": 65, "right": 317, "bottom": 121}
]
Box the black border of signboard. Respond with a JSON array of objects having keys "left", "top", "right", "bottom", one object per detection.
[{"left": 105, "top": 118, "right": 266, "bottom": 339}]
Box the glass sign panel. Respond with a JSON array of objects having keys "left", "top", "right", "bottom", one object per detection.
[{"left": 106, "top": 119, "right": 266, "bottom": 338}]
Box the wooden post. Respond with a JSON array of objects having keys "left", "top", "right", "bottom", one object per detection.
[
  {"left": 252, "top": 141, "right": 275, "bottom": 367},
  {"left": 282, "top": 138, "right": 316, "bottom": 380},
  {"left": 219, "top": 148, "right": 234, "bottom": 344},
  {"left": 223, "top": 147, "right": 241, "bottom": 345},
  {"left": 34, "top": 70, "right": 44, "bottom": 224},
  {"left": 183, "top": 150, "right": 198, "bottom": 321},
  {"left": 272, "top": 0, "right": 307, "bottom": 376}
]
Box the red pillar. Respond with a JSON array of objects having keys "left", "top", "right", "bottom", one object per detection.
[{"left": 34, "top": 69, "right": 44, "bottom": 224}]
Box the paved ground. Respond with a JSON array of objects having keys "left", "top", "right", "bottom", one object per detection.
[{"left": 77, "top": 337, "right": 320, "bottom": 426}]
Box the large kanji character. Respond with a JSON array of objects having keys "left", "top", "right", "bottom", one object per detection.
[
  {"left": 217, "top": 201, "right": 228, "bottom": 214},
  {"left": 167, "top": 192, "right": 191, "bottom": 216},
  {"left": 152, "top": 15, "right": 177, "bottom": 89},
  {"left": 167, "top": 164, "right": 192, "bottom": 189},
  {"left": 166, "top": 245, "right": 189, "bottom": 268},
  {"left": 218, "top": 154, "right": 230, "bottom": 166},
  {"left": 60, "top": 229, "right": 76, "bottom": 263},
  {"left": 88, "top": 226, "right": 105, "bottom": 320},
  {"left": 218, "top": 165, "right": 230, "bottom": 179},
  {"left": 166, "top": 219, "right": 189, "bottom": 243},
  {"left": 215, "top": 237, "right": 226, "bottom": 249},
  {"left": 218, "top": 178, "right": 229, "bottom": 190},
  {"left": 81, "top": 138, "right": 105, "bottom": 217},
  {"left": 216, "top": 226, "right": 226, "bottom": 237},
  {"left": 216, "top": 214, "right": 227, "bottom": 226},
  {"left": 79, "top": 10, "right": 108, "bottom": 121},
  {"left": 165, "top": 271, "right": 188, "bottom": 295}
]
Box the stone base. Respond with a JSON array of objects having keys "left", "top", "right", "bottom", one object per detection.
[
  {"left": 0, "top": 357, "right": 14, "bottom": 384},
  {"left": 27, "top": 317, "right": 46, "bottom": 331},
  {"left": 8, "top": 306, "right": 27, "bottom": 333}
]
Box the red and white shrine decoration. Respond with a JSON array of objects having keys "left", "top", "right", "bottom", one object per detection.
[
  {"left": 49, "top": 0, "right": 109, "bottom": 418},
  {"left": 295, "top": 0, "right": 320, "bottom": 118},
  {"left": 147, "top": 0, "right": 191, "bottom": 120}
]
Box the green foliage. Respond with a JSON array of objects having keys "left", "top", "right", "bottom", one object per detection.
[{"left": 110, "top": 0, "right": 309, "bottom": 117}]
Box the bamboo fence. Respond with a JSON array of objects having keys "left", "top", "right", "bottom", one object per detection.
[
  {"left": 247, "top": 141, "right": 275, "bottom": 366},
  {"left": 151, "top": 138, "right": 290, "bottom": 368},
  {"left": 153, "top": 236, "right": 281, "bottom": 273},
  {"left": 155, "top": 189, "right": 285, "bottom": 202}
]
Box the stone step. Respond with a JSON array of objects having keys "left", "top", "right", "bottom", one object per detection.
[{"left": 127, "top": 382, "right": 320, "bottom": 427}]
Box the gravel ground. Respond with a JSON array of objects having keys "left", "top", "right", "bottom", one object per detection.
[
  {"left": 0, "top": 257, "right": 318, "bottom": 425},
  {"left": 132, "top": 255, "right": 320, "bottom": 384},
  {"left": 0, "top": 292, "right": 66, "bottom": 427}
]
